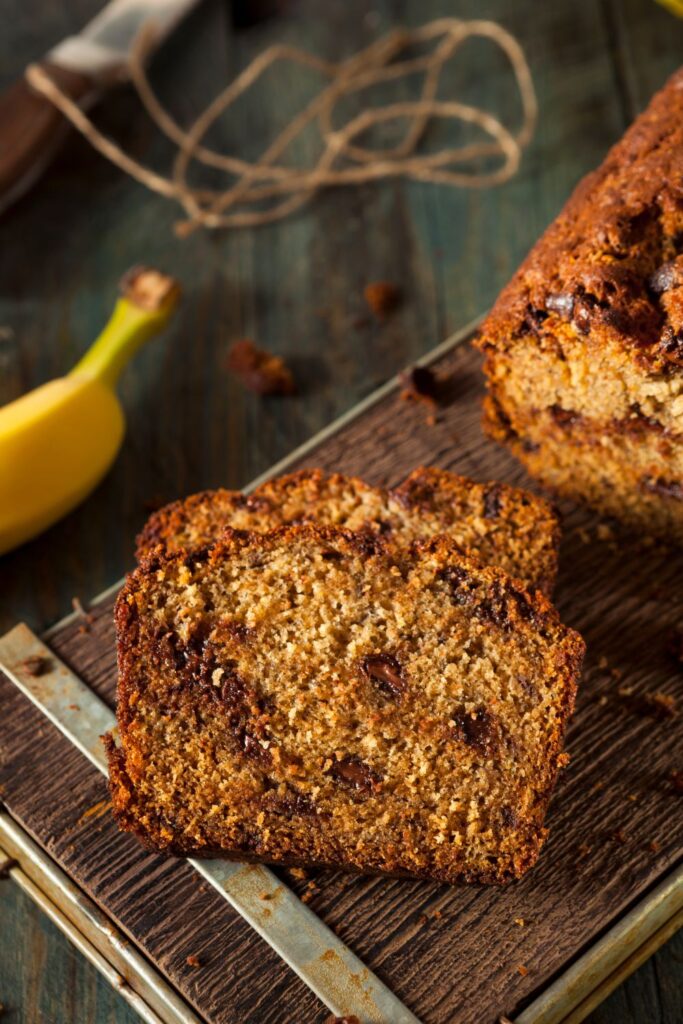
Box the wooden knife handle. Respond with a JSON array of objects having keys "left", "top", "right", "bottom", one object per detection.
[{"left": 0, "top": 61, "right": 97, "bottom": 213}]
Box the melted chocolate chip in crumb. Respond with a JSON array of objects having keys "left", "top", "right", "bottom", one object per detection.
[
  {"left": 500, "top": 805, "right": 519, "bottom": 829},
  {"left": 550, "top": 404, "right": 584, "bottom": 429},
  {"left": 328, "top": 755, "right": 383, "bottom": 794},
  {"left": 214, "top": 668, "right": 273, "bottom": 766},
  {"left": 438, "top": 565, "right": 478, "bottom": 606},
  {"left": 641, "top": 475, "right": 683, "bottom": 501},
  {"left": 483, "top": 484, "right": 503, "bottom": 519},
  {"left": 360, "top": 653, "right": 406, "bottom": 698},
  {"left": 451, "top": 706, "right": 499, "bottom": 756},
  {"left": 262, "top": 787, "right": 318, "bottom": 817}
]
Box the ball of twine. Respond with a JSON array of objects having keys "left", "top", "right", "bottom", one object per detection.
[{"left": 25, "top": 16, "right": 537, "bottom": 236}]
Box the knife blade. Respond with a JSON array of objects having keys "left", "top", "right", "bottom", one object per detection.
[
  {"left": 0, "top": 0, "right": 201, "bottom": 214},
  {"left": 48, "top": 0, "right": 201, "bottom": 81}
]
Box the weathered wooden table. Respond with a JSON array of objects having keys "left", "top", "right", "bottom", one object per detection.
[{"left": 0, "top": 0, "right": 681, "bottom": 1020}]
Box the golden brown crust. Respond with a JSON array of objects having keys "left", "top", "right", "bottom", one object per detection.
[
  {"left": 110, "top": 524, "right": 584, "bottom": 885},
  {"left": 475, "top": 69, "right": 683, "bottom": 540},
  {"left": 135, "top": 467, "right": 560, "bottom": 595}
]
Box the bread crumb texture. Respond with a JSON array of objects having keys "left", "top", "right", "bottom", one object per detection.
[
  {"left": 109, "top": 525, "right": 584, "bottom": 885},
  {"left": 136, "top": 467, "right": 560, "bottom": 596}
]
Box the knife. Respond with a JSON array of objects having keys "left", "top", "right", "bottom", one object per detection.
[{"left": 0, "top": 0, "right": 201, "bottom": 214}]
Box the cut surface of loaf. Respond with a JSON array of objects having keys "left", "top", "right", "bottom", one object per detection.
[
  {"left": 475, "top": 68, "right": 683, "bottom": 543},
  {"left": 109, "top": 525, "right": 584, "bottom": 885},
  {"left": 136, "top": 467, "right": 560, "bottom": 595}
]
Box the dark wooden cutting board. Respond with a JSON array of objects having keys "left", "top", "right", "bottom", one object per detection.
[{"left": 1, "top": 329, "right": 681, "bottom": 1024}]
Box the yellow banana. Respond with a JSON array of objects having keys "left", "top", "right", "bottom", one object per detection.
[{"left": 0, "top": 267, "right": 180, "bottom": 556}]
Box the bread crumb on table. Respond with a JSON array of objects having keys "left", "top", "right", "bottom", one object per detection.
[
  {"left": 20, "top": 655, "right": 51, "bottom": 677},
  {"left": 364, "top": 281, "right": 401, "bottom": 319},
  {"left": 226, "top": 339, "right": 295, "bottom": 396}
]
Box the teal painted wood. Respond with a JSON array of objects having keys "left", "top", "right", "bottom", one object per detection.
[
  {"left": 0, "top": 878, "right": 138, "bottom": 1024},
  {"left": 0, "top": 0, "right": 681, "bottom": 1021}
]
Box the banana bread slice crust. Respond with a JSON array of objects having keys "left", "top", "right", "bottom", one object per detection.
[
  {"left": 109, "top": 525, "right": 584, "bottom": 885},
  {"left": 136, "top": 467, "right": 560, "bottom": 595}
]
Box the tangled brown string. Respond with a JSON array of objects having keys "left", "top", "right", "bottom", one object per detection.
[{"left": 25, "top": 17, "right": 536, "bottom": 236}]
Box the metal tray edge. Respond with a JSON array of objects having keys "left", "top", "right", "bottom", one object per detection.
[{"left": 0, "top": 811, "right": 200, "bottom": 1024}]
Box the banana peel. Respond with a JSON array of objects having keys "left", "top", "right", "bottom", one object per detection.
[{"left": 0, "top": 267, "right": 180, "bottom": 556}]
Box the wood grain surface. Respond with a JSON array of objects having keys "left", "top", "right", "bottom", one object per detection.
[
  {"left": 2, "top": 337, "right": 682, "bottom": 1024},
  {"left": 1, "top": 0, "right": 683, "bottom": 1021}
]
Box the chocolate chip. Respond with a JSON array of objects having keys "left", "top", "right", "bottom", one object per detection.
[
  {"left": 450, "top": 706, "right": 499, "bottom": 757},
  {"left": 478, "top": 581, "right": 534, "bottom": 630},
  {"left": 262, "top": 787, "right": 317, "bottom": 817},
  {"left": 519, "top": 304, "right": 549, "bottom": 336},
  {"left": 360, "top": 653, "right": 406, "bottom": 698},
  {"left": 438, "top": 565, "right": 478, "bottom": 606},
  {"left": 545, "top": 292, "right": 575, "bottom": 317},
  {"left": 350, "top": 531, "right": 384, "bottom": 558},
  {"left": 572, "top": 299, "right": 593, "bottom": 335},
  {"left": 659, "top": 326, "right": 683, "bottom": 361},
  {"left": 641, "top": 476, "right": 683, "bottom": 501},
  {"left": 219, "top": 620, "right": 254, "bottom": 644},
  {"left": 500, "top": 805, "right": 518, "bottom": 829},
  {"left": 327, "top": 755, "right": 382, "bottom": 794},
  {"left": 320, "top": 549, "right": 344, "bottom": 561},
  {"left": 549, "top": 404, "right": 584, "bottom": 429},
  {"left": 483, "top": 484, "right": 503, "bottom": 519},
  {"left": 518, "top": 675, "right": 540, "bottom": 704},
  {"left": 391, "top": 478, "right": 435, "bottom": 511},
  {"left": 648, "top": 262, "right": 680, "bottom": 294},
  {"left": 214, "top": 669, "right": 273, "bottom": 765}
]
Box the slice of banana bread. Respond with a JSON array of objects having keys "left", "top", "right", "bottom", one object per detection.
[
  {"left": 136, "top": 467, "right": 560, "bottom": 595},
  {"left": 108, "top": 525, "right": 584, "bottom": 885},
  {"left": 475, "top": 68, "right": 683, "bottom": 543}
]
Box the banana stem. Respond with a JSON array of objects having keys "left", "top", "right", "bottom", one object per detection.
[{"left": 70, "top": 268, "right": 181, "bottom": 388}]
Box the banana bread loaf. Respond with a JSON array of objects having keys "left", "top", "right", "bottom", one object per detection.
[
  {"left": 136, "top": 467, "right": 560, "bottom": 595},
  {"left": 476, "top": 68, "right": 683, "bottom": 543},
  {"left": 108, "top": 525, "right": 584, "bottom": 884}
]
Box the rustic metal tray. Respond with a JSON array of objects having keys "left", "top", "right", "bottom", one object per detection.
[{"left": 1, "top": 319, "right": 681, "bottom": 1024}]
